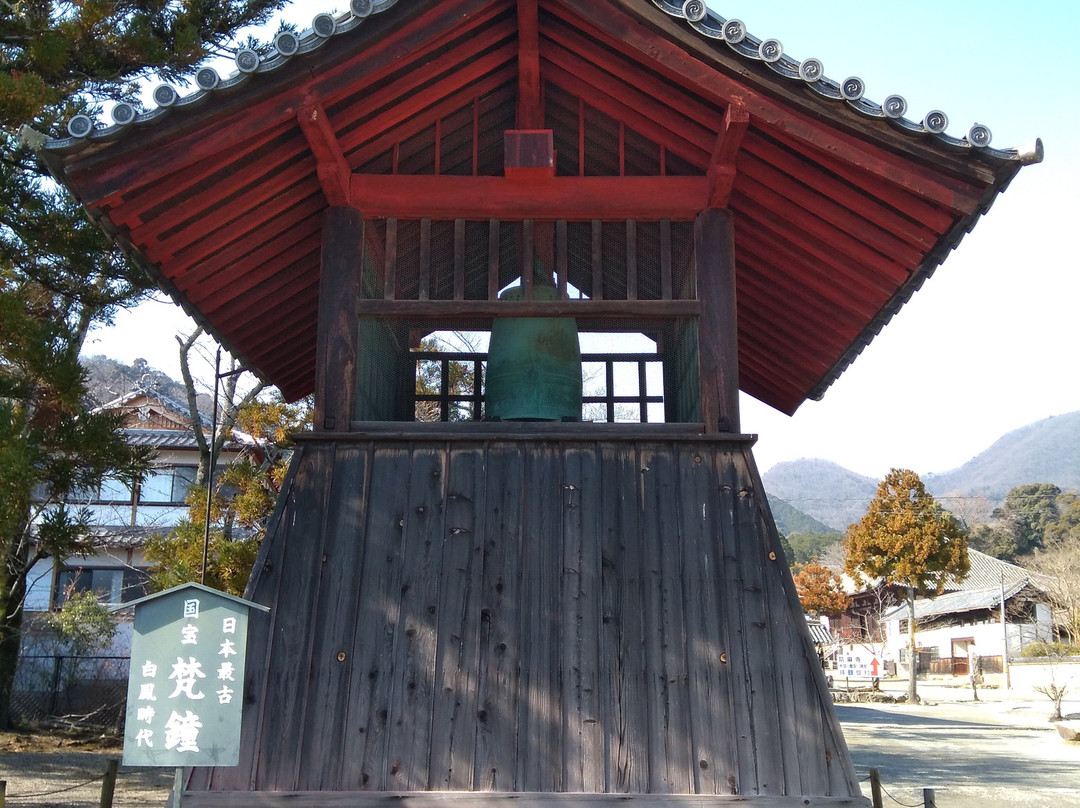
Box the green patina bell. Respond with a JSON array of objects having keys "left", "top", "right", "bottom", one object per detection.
[{"left": 486, "top": 275, "right": 582, "bottom": 422}]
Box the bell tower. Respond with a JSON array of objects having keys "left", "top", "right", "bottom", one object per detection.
[{"left": 35, "top": 1, "right": 1039, "bottom": 805}]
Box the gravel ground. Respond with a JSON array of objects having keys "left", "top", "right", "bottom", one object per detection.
[{"left": 0, "top": 736, "right": 172, "bottom": 808}]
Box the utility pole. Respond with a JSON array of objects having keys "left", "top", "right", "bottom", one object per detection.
[{"left": 1001, "top": 571, "right": 1011, "bottom": 689}]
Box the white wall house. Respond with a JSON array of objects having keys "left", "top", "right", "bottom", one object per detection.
[
  {"left": 881, "top": 549, "right": 1054, "bottom": 679},
  {"left": 22, "top": 390, "right": 252, "bottom": 656}
]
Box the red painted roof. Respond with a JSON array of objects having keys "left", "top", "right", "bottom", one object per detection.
[{"left": 36, "top": 0, "right": 1040, "bottom": 414}]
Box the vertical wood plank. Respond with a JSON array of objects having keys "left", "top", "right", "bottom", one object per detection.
[
  {"left": 651, "top": 447, "right": 694, "bottom": 792},
  {"left": 731, "top": 452, "right": 785, "bottom": 795},
  {"left": 626, "top": 220, "right": 638, "bottom": 301},
  {"left": 488, "top": 219, "right": 501, "bottom": 301},
  {"left": 454, "top": 219, "right": 466, "bottom": 301},
  {"left": 591, "top": 220, "right": 603, "bottom": 300},
  {"left": 341, "top": 447, "right": 413, "bottom": 790},
  {"left": 430, "top": 445, "right": 486, "bottom": 790},
  {"left": 573, "top": 446, "right": 603, "bottom": 790},
  {"left": 638, "top": 444, "right": 666, "bottom": 792},
  {"left": 715, "top": 451, "right": 756, "bottom": 794},
  {"left": 599, "top": 446, "right": 649, "bottom": 792},
  {"left": 517, "top": 443, "right": 562, "bottom": 791},
  {"left": 473, "top": 443, "right": 524, "bottom": 790},
  {"left": 419, "top": 218, "right": 432, "bottom": 301},
  {"left": 694, "top": 210, "right": 739, "bottom": 433},
  {"left": 253, "top": 443, "right": 334, "bottom": 790},
  {"left": 386, "top": 447, "right": 446, "bottom": 791},
  {"left": 314, "top": 209, "right": 361, "bottom": 432},
  {"left": 560, "top": 447, "right": 585, "bottom": 792},
  {"left": 296, "top": 443, "right": 372, "bottom": 789},
  {"left": 677, "top": 445, "right": 737, "bottom": 794}
]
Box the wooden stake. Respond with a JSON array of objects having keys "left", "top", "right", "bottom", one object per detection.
[
  {"left": 99, "top": 759, "right": 119, "bottom": 808},
  {"left": 869, "top": 768, "right": 883, "bottom": 808}
]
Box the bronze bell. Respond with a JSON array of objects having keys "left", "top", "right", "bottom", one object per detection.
[{"left": 485, "top": 274, "right": 582, "bottom": 422}]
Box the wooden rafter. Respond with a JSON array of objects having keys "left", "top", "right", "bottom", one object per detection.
[
  {"left": 517, "top": 0, "right": 543, "bottom": 128},
  {"left": 298, "top": 104, "right": 352, "bottom": 206},
  {"left": 706, "top": 102, "right": 748, "bottom": 208},
  {"left": 556, "top": 0, "right": 987, "bottom": 212}
]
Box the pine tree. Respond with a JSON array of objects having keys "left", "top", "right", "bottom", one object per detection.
[
  {"left": 0, "top": 0, "right": 289, "bottom": 727},
  {"left": 844, "top": 468, "right": 969, "bottom": 703}
]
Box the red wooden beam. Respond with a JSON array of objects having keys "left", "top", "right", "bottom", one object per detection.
[
  {"left": 353, "top": 299, "right": 701, "bottom": 320},
  {"left": 706, "top": 102, "right": 749, "bottom": 209},
  {"left": 298, "top": 104, "right": 352, "bottom": 207},
  {"left": 349, "top": 174, "right": 706, "bottom": 219},
  {"left": 517, "top": 0, "right": 543, "bottom": 128}
]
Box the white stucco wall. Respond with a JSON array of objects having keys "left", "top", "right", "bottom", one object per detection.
[{"left": 884, "top": 608, "right": 1054, "bottom": 673}]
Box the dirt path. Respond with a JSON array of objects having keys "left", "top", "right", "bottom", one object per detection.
[{"left": 0, "top": 732, "right": 171, "bottom": 808}]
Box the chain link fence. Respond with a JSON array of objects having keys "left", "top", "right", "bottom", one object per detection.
[{"left": 10, "top": 654, "right": 129, "bottom": 728}]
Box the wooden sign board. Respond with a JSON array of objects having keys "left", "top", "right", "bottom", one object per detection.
[{"left": 120, "top": 582, "right": 268, "bottom": 767}]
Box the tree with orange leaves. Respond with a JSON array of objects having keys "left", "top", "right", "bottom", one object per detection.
[
  {"left": 793, "top": 561, "right": 851, "bottom": 616},
  {"left": 844, "top": 468, "right": 969, "bottom": 703}
]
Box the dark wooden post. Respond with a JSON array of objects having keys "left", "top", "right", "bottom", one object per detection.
[
  {"left": 694, "top": 208, "right": 739, "bottom": 433},
  {"left": 314, "top": 207, "right": 362, "bottom": 431}
]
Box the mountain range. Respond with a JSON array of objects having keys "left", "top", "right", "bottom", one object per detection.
[{"left": 763, "top": 410, "right": 1080, "bottom": 532}]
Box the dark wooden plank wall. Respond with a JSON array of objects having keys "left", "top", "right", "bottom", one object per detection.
[{"left": 196, "top": 433, "right": 860, "bottom": 799}]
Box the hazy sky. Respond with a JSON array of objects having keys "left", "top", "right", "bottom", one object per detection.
[{"left": 83, "top": 0, "right": 1080, "bottom": 480}]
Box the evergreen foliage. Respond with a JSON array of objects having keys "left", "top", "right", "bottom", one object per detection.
[{"left": 1, "top": 0, "right": 289, "bottom": 727}]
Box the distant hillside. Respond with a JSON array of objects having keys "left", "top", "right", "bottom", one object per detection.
[
  {"left": 762, "top": 411, "right": 1080, "bottom": 531},
  {"left": 767, "top": 494, "right": 839, "bottom": 537},
  {"left": 924, "top": 411, "right": 1080, "bottom": 500},
  {"left": 762, "top": 459, "right": 879, "bottom": 532}
]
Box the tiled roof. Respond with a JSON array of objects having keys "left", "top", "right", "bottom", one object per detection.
[
  {"left": 883, "top": 578, "right": 1033, "bottom": 622},
  {"left": 85, "top": 525, "right": 160, "bottom": 549},
  {"left": 38, "top": 0, "right": 1028, "bottom": 163},
  {"left": 806, "top": 616, "right": 834, "bottom": 645},
  {"left": 123, "top": 428, "right": 251, "bottom": 450},
  {"left": 954, "top": 548, "right": 1038, "bottom": 592}
]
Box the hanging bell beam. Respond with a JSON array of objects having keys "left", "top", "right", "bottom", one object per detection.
[
  {"left": 350, "top": 174, "right": 707, "bottom": 219},
  {"left": 353, "top": 299, "right": 701, "bottom": 320}
]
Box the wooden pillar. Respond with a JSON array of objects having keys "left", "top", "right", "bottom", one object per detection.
[
  {"left": 694, "top": 208, "right": 739, "bottom": 433},
  {"left": 314, "top": 207, "right": 362, "bottom": 431}
]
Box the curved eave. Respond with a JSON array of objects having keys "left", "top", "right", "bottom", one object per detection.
[
  {"left": 804, "top": 154, "right": 1031, "bottom": 404},
  {"left": 30, "top": 0, "right": 1043, "bottom": 413}
]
